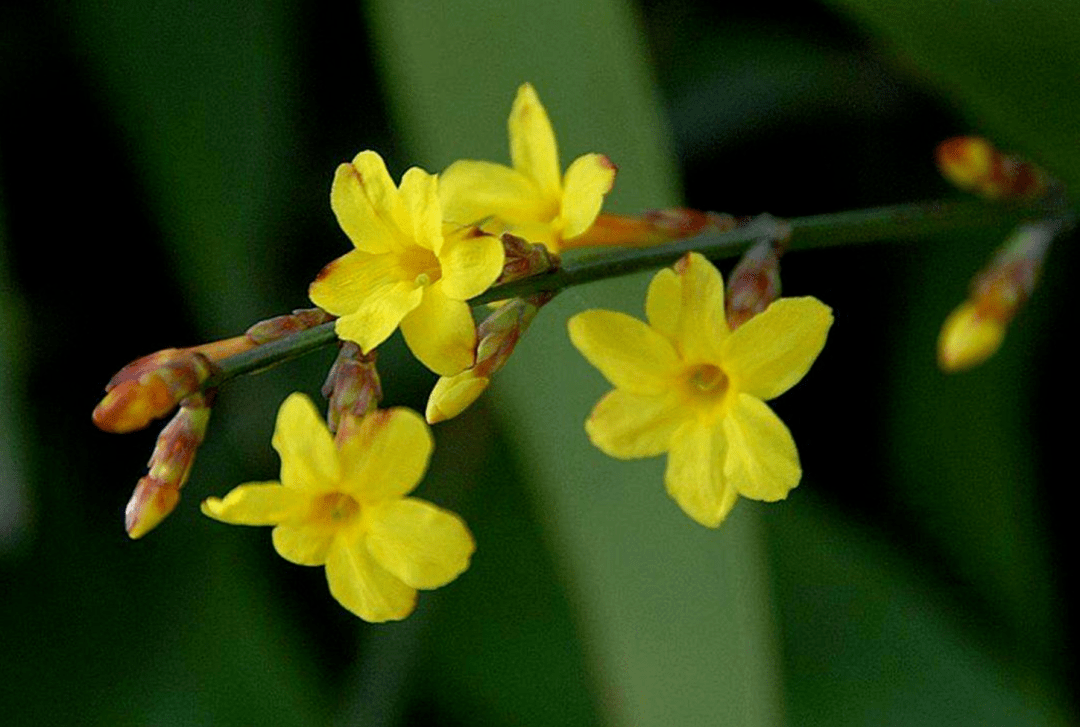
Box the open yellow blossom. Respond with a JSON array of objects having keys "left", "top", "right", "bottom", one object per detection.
[
  {"left": 309, "top": 150, "right": 505, "bottom": 377},
  {"left": 438, "top": 83, "right": 617, "bottom": 253},
  {"left": 568, "top": 253, "right": 833, "bottom": 527},
  {"left": 201, "top": 393, "right": 474, "bottom": 622}
]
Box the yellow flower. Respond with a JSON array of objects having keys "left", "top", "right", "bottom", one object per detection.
[
  {"left": 201, "top": 393, "right": 474, "bottom": 622},
  {"left": 309, "top": 150, "right": 505, "bottom": 377},
  {"left": 568, "top": 253, "right": 833, "bottom": 527},
  {"left": 438, "top": 83, "right": 617, "bottom": 254}
]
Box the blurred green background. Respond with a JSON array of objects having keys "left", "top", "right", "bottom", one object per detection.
[{"left": 1, "top": 1, "right": 1075, "bottom": 725}]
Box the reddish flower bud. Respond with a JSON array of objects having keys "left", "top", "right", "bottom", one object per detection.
[
  {"left": 125, "top": 393, "right": 213, "bottom": 538},
  {"left": 938, "top": 220, "right": 1060, "bottom": 372},
  {"left": 245, "top": 308, "right": 335, "bottom": 345},
  {"left": 93, "top": 349, "right": 213, "bottom": 433},
  {"left": 936, "top": 136, "right": 1050, "bottom": 201},
  {"left": 322, "top": 343, "right": 383, "bottom": 433},
  {"left": 562, "top": 209, "right": 737, "bottom": 250},
  {"left": 725, "top": 223, "right": 789, "bottom": 330},
  {"left": 497, "top": 233, "right": 560, "bottom": 285}
]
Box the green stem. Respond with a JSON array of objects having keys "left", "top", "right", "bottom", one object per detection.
[{"left": 205, "top": 197, "right": 1064, "bottom": 389}]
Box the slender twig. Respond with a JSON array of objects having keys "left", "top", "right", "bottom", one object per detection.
[{"left": 204, "top": 197, "right": 1065, "bottom": 390}]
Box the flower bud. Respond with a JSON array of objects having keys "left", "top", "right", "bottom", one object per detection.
[
  {"left": 935, "top": 136, "right": 1050, "bottom": 201},
  {"left": 938, "top": 220, "right": 1060, "bottom": 372},
  {"left": 425, "top": 293, "right": 552, "bottom": 423},
  {"left": 322, "top": 343, "right": 382, "bottom": 433},
  {"left": 245, "top": 308, "right": 335, "bottom": 345},
  {"left": 125, "top": 393, "right": 213, "bottom": 538},
  {"left": 725, "top": 230, "right": 787, "bottom": 330},
  {"left": 93, "top": 349, "right": 213, "bottom": 433},
  {"left": 563, "top": 209, "right": 737, "bottom": 249},
  {"left": 497, "top": 233, "right": 560, "bottom": 285}
]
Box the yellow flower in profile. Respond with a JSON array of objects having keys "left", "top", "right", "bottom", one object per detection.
[
  {"left": 568, "top": 253, "right": 833, "bottom": 527},
  {"left": 201, "top": 393, "right": 474, "bottom": 622},
  {"left": 310, "top": 150, "right": 505, "bottom": 377},
  {"left": 439, "top": 83, "right": 617, "bottom": 253}
]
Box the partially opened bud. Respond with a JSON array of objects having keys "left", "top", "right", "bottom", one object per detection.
[
  {"left": 937, "top": 219, "right": 1060, "bottom": 372},
  {"left": 938, "top": 301, "right": 1006, "bottom": 372},
  {"left": 426, "top": 293, "right": 552, "bottom": 423},
  {"left": 426, "top": 372, "right": 490, "bottom": 424},
  {"left": 125, "top": 392, "right": 214, "bottom": 538}
]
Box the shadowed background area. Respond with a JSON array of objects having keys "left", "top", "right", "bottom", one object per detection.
[{"left": 0, "top": 1, "right": 1075, "bottom": 725}]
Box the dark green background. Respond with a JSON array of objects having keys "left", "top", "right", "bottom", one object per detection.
[{"left": 0, "top": 1, "right": 1074, "bottom": 724}]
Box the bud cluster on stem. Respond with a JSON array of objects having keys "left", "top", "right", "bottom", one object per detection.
[{"left": 125, "top": 392, "right": 214, "bottom": 539}]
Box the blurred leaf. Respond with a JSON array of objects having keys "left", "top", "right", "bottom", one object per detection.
[
  {"left": 884, "top": 233, "right": 1059, "bottom": 664},
  {"left": 45, "top": 3, "right": 330, "bottom": 724},
  {"left": 422, "top": 412, "right": 604, "bottom": 726},
  {"left": 827, "top": 0, "right": 1080, "bottom": 198},
  {"left": 0, "top": 168, "right": 32, "bottom": 555},
  {"left": 818, "top": 0, "right": 1071, "bottom": 701},
  {"left": 766, "top": 492, "right": 1070, "bottom": 726},
  {"left": 367, "top": 0, "right": 783, "bottom": 724},
  {"left": 67, "top": 0, "right": 302, "bottom": 334}
]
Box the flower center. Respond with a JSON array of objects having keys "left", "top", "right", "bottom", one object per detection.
[
  {"left": 685, "top": 364, "right": 729, "bottom": 399},
  {"left": 312, "top": 492, "right": 360, "bottom": 526},
  {"left": 398, "top": 246, "right": 441, "bottom": 287}
]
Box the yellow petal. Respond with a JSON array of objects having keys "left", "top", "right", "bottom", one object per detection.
[
  {"left": 272, "top": 393, "right": 340, "bottom": 490},
  {"left": 349, "top": 150, "right": 410, "bottom": 241},
  {"left": 365, "top": 498, "right": 475, "bottom": 590},
  {"left": 272, "top": 521, "right": 337, "bottom": 566},
  {"left": 438, "top": 160, "right": 551, "bottom": 229},
  {"left": 585, "top": 389, "right": 687, "bottom": 458},
  {"left": 721, "top": 297, "right": 833, "bottom": 400},
  {"left": 200, "top": 482, "right": 307, "bottom": 525},
  {"left": 399, "top": 283, "right": 477, "bottom": 376},
  {"left": 325, "top": 532, "right": 417, "bottom": 622},
  {"left": 330, "top": 160, "right": 397, "bottom": 254},
  {"left": 438, "top": 228, "right": 505, "bottom": 301},
  {"left": 398, "top": 166, "right": 442, "bottom": 253},
  {"left": 509, "top": 82, "right": 561, "bottom": 200},
  {"left": 722, "top": 393, "right": 801, "bottom": 501},
  {"left": 560, "top": 153, "right": 617, "bottom": 240},
  {"left": 337, "top": 407, "right": 433, "bottom": 503},
  {"left": 664, "top": 420, "right": 738, "bottom": 527},
  {"left": 645, "top": 267, "right": 681, "bottom": 339},
  {"left": 567, "top": 310, "right": 682, "bottom": 395},
  {"left": 674, "top": 252, "right": 728, "bottom": 363},
  {"left": 309, "top": 250, "right": 403, "bottom": 317},
  {"left": 330, "top": 280, "right": 424, "bottom": 354},
  {"left": 426, "top": 371, "right": 490, "bottom": 424}
]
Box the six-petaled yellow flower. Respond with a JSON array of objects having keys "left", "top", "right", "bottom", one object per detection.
[
  {"left": 439, "top": 83, "right": 617, "bottom": 253},
  {"left": 568, "top": 253, "right": 833, "bottom": 527},
  {"left": 201, "top": 393, "right": 474, "bottom": 622},
  {"left": 310, "top": 150, "right": 505, "bottom": 376}
]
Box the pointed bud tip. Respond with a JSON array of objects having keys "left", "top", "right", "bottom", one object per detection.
[
  {"left": 93, "top": 379, "right": 174, "bottom": 433},
  {"left": 125, "top": 478, "right": 181, "bottom": 539},
  {"left": 426, "top": 375, "right": 489, "bottom": 424},
  {"left": 937, "top": 301, "right": 1005, "bottom": 373}
]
